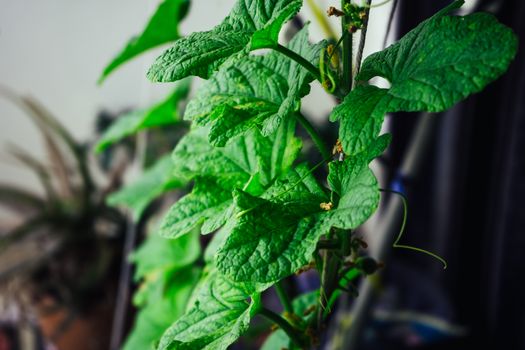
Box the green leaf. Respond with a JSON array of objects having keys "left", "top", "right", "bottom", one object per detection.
[
  {"left": 157, "top": 177, "right": 236, "bottom": 239},
  {"left": 171, "top": 128, "right": 257, "bottom": 182},
  {"left": 261, "top": 290, "right": 319, "bottom": 350},
  {"left": 217, "top": 156, "right": 382, "bottom": 283},
  {"left": 124, "top": 229, "right": 201, "bottom": 350},
  {"left": 160, "top": 123, "right": 301, "bottom": 239},
  {"left": 255, "top": 117, "right": 302, "bottom": 187},
  {"left": 204, "top": 219, "right": 235, "bottom": 263},
  {"left": 158, "top": 128, "right": 259, "bottom": 238},
  {"left": 130, "top": 229, "right": 201, "bottom": 281},
  {"left": 184, "top": 25, "right": 324, "bottom": 142},
  {"left": 147, "top": 0, "right": 303, "bottom": 83},
  {"left": 356, "top": 0, "right": 517, "bottom": 113},
  {"left": 325, "top": 155, "right": 381, "bottom": 230},
  {"left": 329, "top": 85, "right": 389, "bottom": 156},
  {"left": 334, "top": 2, "right": 516, "bottom": 157},
  {"left": 99, "top": 0, "right": 190, "bottom": 82},
  {"left": 217, "top": 166, "right": 331, "bottom": 283},
  {"left": 108, "top": 155, "right": 187, "bottom": 220},
  {"left": 95, "top": 81, "right": 190, "bottom": 152},
  {"left": 157, "top": 269, "right": 263, "bottom": 350},
  {"left": 123, "top": 266, "right": 201, "bottom": 350}
]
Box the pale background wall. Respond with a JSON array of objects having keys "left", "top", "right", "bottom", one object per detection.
[{"left": 1, "top": 0, "right": 475, "bottom": 193}]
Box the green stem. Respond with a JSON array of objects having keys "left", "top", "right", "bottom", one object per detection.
[
  {"left": 295, "top": 113, "right": 331, "bottom": 161},
  {"left": 341, "top": 0, "right": 353, "bottom": 95},
  {"left": 274, "top": 44, "right": 322, "bottom": 83},
  {"left": 354, "top": 0, "right": 372, "bottom": 83},
  {"left": 316, "top": 248, "right": 341, "bottom": 328},
  {"left": 317, "top": 239, "right": 341, "bottom": 250},
  {"left": 259, "top": 307, "right": 305, "bottom": 348},
  {"left": 275, "top": 282, "right": 294, "bottom": 314}
]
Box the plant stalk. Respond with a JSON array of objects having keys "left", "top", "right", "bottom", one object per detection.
[
  {"left": 275, "top": 281, "right": 294, "bottom": 314},
  {"left": 341, "top": 0, "right": 353, "bottom": 95},
  {"left": 316, "top": 231, "right": 342, "bottom": 329},
  {"left": 315, "top": 1, "right": 357, "bottom": 331},
  {"left": 259, "top": 307, "right": 305, "bottom": 348},
  {"left": 295, "top": 113, "right": 331, "bottom": 161},
  {"left": 274, "top": 44, "right": 322, "bottom": 82},
  {"left": 354, "top": 0, "right": 373, "bottom": 82}
]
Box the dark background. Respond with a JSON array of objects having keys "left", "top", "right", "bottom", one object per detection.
[{"left": 379, "top": 0, "right": 525, "bottom": 348}]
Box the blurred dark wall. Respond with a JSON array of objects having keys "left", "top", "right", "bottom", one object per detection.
[{"left": 387, "top": 0, "right": 525, "bottom": 348}]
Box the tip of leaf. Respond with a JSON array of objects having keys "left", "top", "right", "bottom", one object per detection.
[
  {"left": 93, "top": 141, "right": 106, "bottom": 154},
  {"left": 97, "top": 75, "right": 106, "bottom": 86}
]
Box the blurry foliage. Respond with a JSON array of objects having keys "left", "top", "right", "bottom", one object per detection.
[{"left": 0, "top": 88, "right": 126, "bottom": 314}]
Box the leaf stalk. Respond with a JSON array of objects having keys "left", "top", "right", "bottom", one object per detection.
[
  {"left": 275, "top": 281, "right": 294, "bottom": 314},
  {"left": 274, "top": 44, "right": 323, "bottom": 83},
  {"left": 295, "top": 113, "right": 331, "bottom": 161},
  {"left": 259, "top": 307, "right": 306, "bottom": 348}
]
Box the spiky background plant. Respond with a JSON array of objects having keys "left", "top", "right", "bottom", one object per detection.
[{"left": 0, "top": 89, "right": 126, "bottom": 325}]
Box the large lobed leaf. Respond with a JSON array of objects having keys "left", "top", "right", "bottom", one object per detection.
[
  {"left": 184, "top": 25, "right": 325, "bottom": 143},
  {"left": 147, "top": 0, "right": 303, "bottom": 82},
  {"left": 216, "top": 155, "right": 382, "bottom": 284},
  {"left": 333, "top": 0, "right": 517, "bottom": 155}
]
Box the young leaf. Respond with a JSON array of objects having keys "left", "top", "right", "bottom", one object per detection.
[
  {"left": 325, "top": 155, "right": 381, "bottom": 230},
  {"left": 184, "top": 25, "right": 324, "bottom": 143},
  {"left": 157, "top": 177, "right": 236, "bottom": 239},
  {"left": 216, "top": 165, "right": 331, "bottom": 283},
  {"left": 334, "top": 1, "right": 516, "bottom": 155},
  {"left": 95, "top": 80, "right": 190, "bottom": 152},
  {"left": 107, "top": 155, "right": 187, "bottom": 220},
  {"left": 147, "top": 0, "right": 303, "bottom": 82},
  {"left": 99, "top": 0, "right": 190, "bottom": 82},
  {"left": 157, "top": 269, "right": 264, "bottom": 350},
  {"left": 255, "top": 117, "right": 302, "bottom": 187},
  {"left": 329, "top": 85, "right": 388, "bottom": 156}
]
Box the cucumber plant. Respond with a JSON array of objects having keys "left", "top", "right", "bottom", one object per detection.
[{"left": 98, "top": 0, "right": 517, "bottom": 349}]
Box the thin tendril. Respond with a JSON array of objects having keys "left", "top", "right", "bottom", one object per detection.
[
  {"left": 380, "top": 189, "right": 448, "bottom": 269},
  {"left": 320, "top": 48, "right": 337, "bottom": 93},
  {"left": 328, "top": 31, "right": 350, "bottom": 61}
]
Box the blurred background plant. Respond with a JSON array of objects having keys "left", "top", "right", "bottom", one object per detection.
[{"left": 0, "top": 87, "right": 129, "bottom": 349}]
